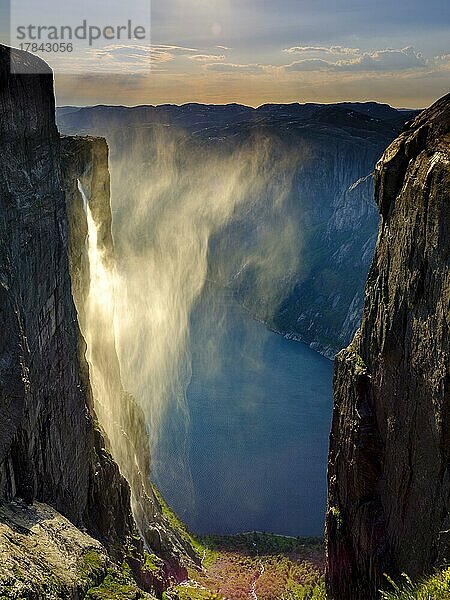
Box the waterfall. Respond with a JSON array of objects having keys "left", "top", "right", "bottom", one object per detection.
[
  {"left": 77, "top": 180, "right": 137, "bottom": 499},
  {"left": 75, "top": 129, "right": 303, "bottom": 524}
]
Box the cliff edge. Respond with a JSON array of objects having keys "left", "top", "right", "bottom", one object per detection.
[
  {"left": 0, "top": 45, "right": 194, "bottom": 598},
  {"left": 326, "top": 94, "right": 450, "bottom": 598}
]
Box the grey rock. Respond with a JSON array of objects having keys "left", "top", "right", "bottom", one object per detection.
[
  {"left": 0, "top": 499, "right": 108, "bottom": 599},
  {"left": 325, "top": 93, "right": 450, "bottom": 599},
  {"left": 0, "top": 44, "right": 192, "bottom": 597}
]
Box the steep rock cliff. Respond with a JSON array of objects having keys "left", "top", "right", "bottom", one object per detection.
[
  {"left": 0, "top": 44, "right": 135, "bottom": 552},
  {"left": 0, "top": 45, "right": 192, "bottom": 597},
  {"left": 326, "top": 94, "right": 450, "bottom": 598}
]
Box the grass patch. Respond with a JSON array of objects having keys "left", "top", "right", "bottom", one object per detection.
[
  {"left": 79, "top": 549, "right": 105, "bottom": 582},
  {"left": 165, "top": 532, "right": 324, "bottom": 600},
  {"left": 200, "top": 532, "right": 323, "bottom": 557},
  {"left": 143, "top": 552, "right": 164, "bottom": 574},
  {"left": 166, "top": 586, "right": 223, "bottom": 600},
  {"left": 152, "top": 485, "right": 204, "bottom": 557},
  {"left": 84, "top": 566, "right": 151, "bottom": 599},
  {"left": 380, "top": 568, "right": 450, "bottom": 599}
]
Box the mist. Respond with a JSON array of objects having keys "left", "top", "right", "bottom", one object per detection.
[{"left": 80, "top": 123, "right": 305, "bottom": 514}]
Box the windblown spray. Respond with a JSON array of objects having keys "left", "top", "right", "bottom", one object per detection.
[{"left": 77, "top": 126, "right": 304, "bottom": 517}]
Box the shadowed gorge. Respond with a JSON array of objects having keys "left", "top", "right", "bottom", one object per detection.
[
  {"left": 55, "top": 102, "right": 416, "bottom": 540},
  {"left": 58, "top": 102, "right": 416, "bottom": 358},
  {"left": 65, "top": 127, "right": 312, "bottom": 538}
]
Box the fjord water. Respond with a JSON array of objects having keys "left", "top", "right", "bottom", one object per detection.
[{"left": 155, "top": 285, "right": 333, "bottom": 537}]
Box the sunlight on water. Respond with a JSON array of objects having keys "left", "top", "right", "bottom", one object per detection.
[{"left": 77, "top": 180, "right": 123, "bottom": 454}]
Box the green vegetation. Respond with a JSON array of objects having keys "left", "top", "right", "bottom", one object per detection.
[
  {"left": 143, "top": 552, "right": 164, "bottom": 574},
  {"left": 164, "top": 587, "right": 223, "bottom": 600},
  {"left": 200, "top": 532, "right": 323, "bottom": 556},
  {"left": 165, "top": 565, "right": 450, "bottom": 600},
  {"left": 355, "top": 354, "right": 366, "bottom": 371},
  {"left": 79, "top": 549, "right": 106, "bottom": 581},
  {"left": 83, "top": 553, "right": 160, "bottom": 600},
  {"left": 380, "top": 569, "right": 450, "bottom": 600},
  {"left": 329, "top": 506, "right": 343, "bottom": 532},
  {"left": 166, "top": 532, "right": 325, "bottom": 600},
  {"left": 84, "top": 566, "right": 151, "bottom": 599},
  {"left": 152, "top": 484, "right": 204, "bottom": 557}
]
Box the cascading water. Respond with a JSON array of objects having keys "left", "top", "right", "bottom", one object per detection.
[
  {"left": 78, "top": 179, "right": 121, "bottom": 442},
  {"left": 77, "top": 179, "right": 154, "bottom": 536},
  {"left": 75, "top": 128, "right": 304, "bottom": 529}
]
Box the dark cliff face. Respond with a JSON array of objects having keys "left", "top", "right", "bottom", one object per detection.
[
  {"left": 326, "top": 94, "right": 450, "bottom": 598},
  {"left": 0, "top": 44, "right": 136, "bottom": 553},
  {"left": 0, "top": 45, "right": 194, "bottom": 596}
]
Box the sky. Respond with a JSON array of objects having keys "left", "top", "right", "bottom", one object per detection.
[{"left": 1, "top": 0, "right": 450, "bottom": 107}]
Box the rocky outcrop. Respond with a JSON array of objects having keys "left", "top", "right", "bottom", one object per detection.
[
  {"left": 325, "top": 94, "right": 450, "bottom": 598},
  {"left": 0, "top": 499, "right": 163, "bottom": 599},
  {"left": 0, "top": 45, "right": 194, "bottom": 597},
  {"left": 0, "top": 500, "right": 109, "bottom": 598}
]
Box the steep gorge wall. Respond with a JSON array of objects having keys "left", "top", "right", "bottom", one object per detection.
[
  {"left": 0, "top": 44, "right": 192, "bottom": 596},
  {"left": 61, "top": 135, "right": 197, "bottom": 575},
  {"left": 271, "top": 134, "right": 382, "bottom": 358},
  {"left": 326, "top": 94, "right": 450, "bottom": 598},
  {"left": 0, "top": 45, "right": 135, "bottom": 551}
]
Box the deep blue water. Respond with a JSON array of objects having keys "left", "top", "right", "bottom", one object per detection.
[{"left": 156, "top": 287, "right": 333, "bottom": 537}]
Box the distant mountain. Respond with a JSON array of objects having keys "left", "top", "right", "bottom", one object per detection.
[
  {"left": 58, "top": 101, "right": 415, "bottom": 135},
  {"left": 57, "top": 102, "right": 418, "bottom": 358}
]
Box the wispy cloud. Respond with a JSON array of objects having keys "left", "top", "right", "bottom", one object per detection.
[
  {"left": 284, "top": 46, "right": 427, "bottom": 73},
  {"left": 205, "top": 62, "right": 264, "bottom": 73},
  {"left": 283, "top": 46, "right": 361, "bottom": 56},
  {"left": 190, "top": 54, "right": 226, "bottom": 62}
]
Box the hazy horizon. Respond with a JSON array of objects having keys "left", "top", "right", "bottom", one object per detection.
[
  {"left": 56, "top": 99, "right": 424, "bottom": 110},
  {"left": 1, "top": 0, "right": 448, "bottom": 108}
]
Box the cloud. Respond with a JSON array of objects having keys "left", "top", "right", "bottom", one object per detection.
[
  {"left": 190, "top": 54, "right": 226, "bottom": 62},
  {"left": 284, "top": 58, "right": 333, "bottom": 72},
  {"left": 285, "top": 47, "right": 427, "bottom": 73},
  {"left": 89, "top": 43, "right": 201, "bottom": 64},
  {"left": 283, "top": 45, "right": 360, "bottom": 56},
  {"left": 205, "top": 62, "right": 264, "bottom": 73},
  {"left": 157, "top": 44, "right": 199, "bottom": 53}
]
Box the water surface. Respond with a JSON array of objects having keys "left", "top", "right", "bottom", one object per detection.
[{"left": 156, "top": 286, "right": 333, "bottom": 537}]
